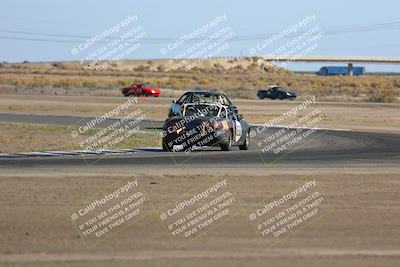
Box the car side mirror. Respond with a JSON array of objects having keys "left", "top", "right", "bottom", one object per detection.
[
  {"left": 237, "top": 114, "right": 243, "bottom": 120},
  {"left": 172, "top": 100, "right": 176, "bottom": 104},
  {"left": 231, "top": 106, "right": 238, "bottom": 114}
]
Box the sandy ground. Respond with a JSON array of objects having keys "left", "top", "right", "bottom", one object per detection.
[
  {"left": 1, "top": 94, "right": 399, "bottom": 133},
  {"left": 0, "top": 166, "right": 399, "bottom": 267}
]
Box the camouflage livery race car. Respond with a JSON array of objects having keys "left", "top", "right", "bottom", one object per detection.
[{"left": 162, "top": 102, "right": 250, "bottom": 152}]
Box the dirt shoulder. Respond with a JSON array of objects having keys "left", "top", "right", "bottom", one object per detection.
[{"left": 0, "top": 168, "right": 399, "bottom": 267}]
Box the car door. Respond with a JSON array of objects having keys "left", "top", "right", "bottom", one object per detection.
[
  {"left": 271, "top": 88, "right": 280, "bottom": 99},
  {"left": 229, "top": 110, "right": 243, "bottom": 143},
  {"left": 266, "top": 89, "right": 273, "bottom": 98},
  {"left": 277, "top": 87, "right": 286, "bottom": 99},
  {"left": 129, "top": 84, "right": 138, "bottom": 95}
]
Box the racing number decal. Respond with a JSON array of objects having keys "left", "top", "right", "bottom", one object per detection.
[{"left": 234, "top": 120, "right": 242, "bottom": 142}]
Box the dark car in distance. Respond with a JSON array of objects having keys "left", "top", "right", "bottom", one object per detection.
[{"left": 257, "top": 86, "right": 297, "bottom": 100}]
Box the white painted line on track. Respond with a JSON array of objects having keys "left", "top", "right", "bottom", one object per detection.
[
  {"left": 250, "top": 124, "right": 351, "bottom": 132},
  {"left": 0, "top": 149, "right": 142, "bottom": 159}
]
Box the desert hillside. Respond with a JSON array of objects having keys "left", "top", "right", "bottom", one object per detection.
[{"left": 0, "top": 57, "right": 399, "bottom": 102}]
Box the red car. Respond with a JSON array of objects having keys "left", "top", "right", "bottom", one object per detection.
[{"left": 122, "top": 83, "right": 160, "bottom": 97}]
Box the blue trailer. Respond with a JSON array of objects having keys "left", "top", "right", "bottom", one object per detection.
[{"left": 316, "top": 66, "right": 365, "bottom": 76}]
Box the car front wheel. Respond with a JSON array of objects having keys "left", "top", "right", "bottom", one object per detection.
[
  {"left": 219, "top": 131, "right": 232, "bottom": 151},
  {"left": 239, "top": 130, "right": 250, "bottom": 150},
  {"left": 162, "top": 139, "right": 170, "bottom": 152}
]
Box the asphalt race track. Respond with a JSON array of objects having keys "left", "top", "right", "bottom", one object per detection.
[{"left": 1, "top": 115, "right": 399, "bottom": 167}]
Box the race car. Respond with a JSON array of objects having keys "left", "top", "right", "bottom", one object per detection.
[
  {"left": 122, "top": 83, "right": 160, "bottom": 97},
  {"left": 168, "top": 90, "right": 238, "bottom": 117},
  {"left": 257, "top": 86, "right": 296, "bottom": 100},
  {"left": 162, "top": 102, "right": 250, "bottom": 152}
]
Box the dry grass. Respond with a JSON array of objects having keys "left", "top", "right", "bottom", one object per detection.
[
  {"left": 0, "top": 58, "right": 399, "bottom": 102},
  {"left": 0, "top": 123, "right": 161, "bottom": 153}
]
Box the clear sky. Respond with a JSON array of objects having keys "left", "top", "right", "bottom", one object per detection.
[{"left": 0, "top": 0, "right": 399, "bottom": 71}]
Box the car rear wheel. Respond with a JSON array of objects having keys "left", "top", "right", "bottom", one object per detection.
[
  {"left": 239, "top": 130, "right": 250, "bottom": 150},
  {"left": 219, "top": 131, "right": 232, "bottom": 151}
]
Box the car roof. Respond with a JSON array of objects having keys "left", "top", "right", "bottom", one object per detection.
[
  {"left": 185, "top": 90, "right": 223, "bottom": 95},
  {"left": 183, "top": 102, "right": 227, "bottom": 107}
]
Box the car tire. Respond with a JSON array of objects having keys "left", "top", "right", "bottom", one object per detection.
[
  {"left": 220, "top": 131, "right": 232, "bottom": 151},
  {"left": 239, "top": 130, "right": 250, "bottom": 150},
  {"left": 162, "top": 140, "right": 169, "bottom": 152}
]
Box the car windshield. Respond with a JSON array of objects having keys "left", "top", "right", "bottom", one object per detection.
[
  {"left": 182, "top": 104, "right": 226, "bottom": 118},
  {"left": 191, "top": 93, "right": 220, "bottom": 104}
]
